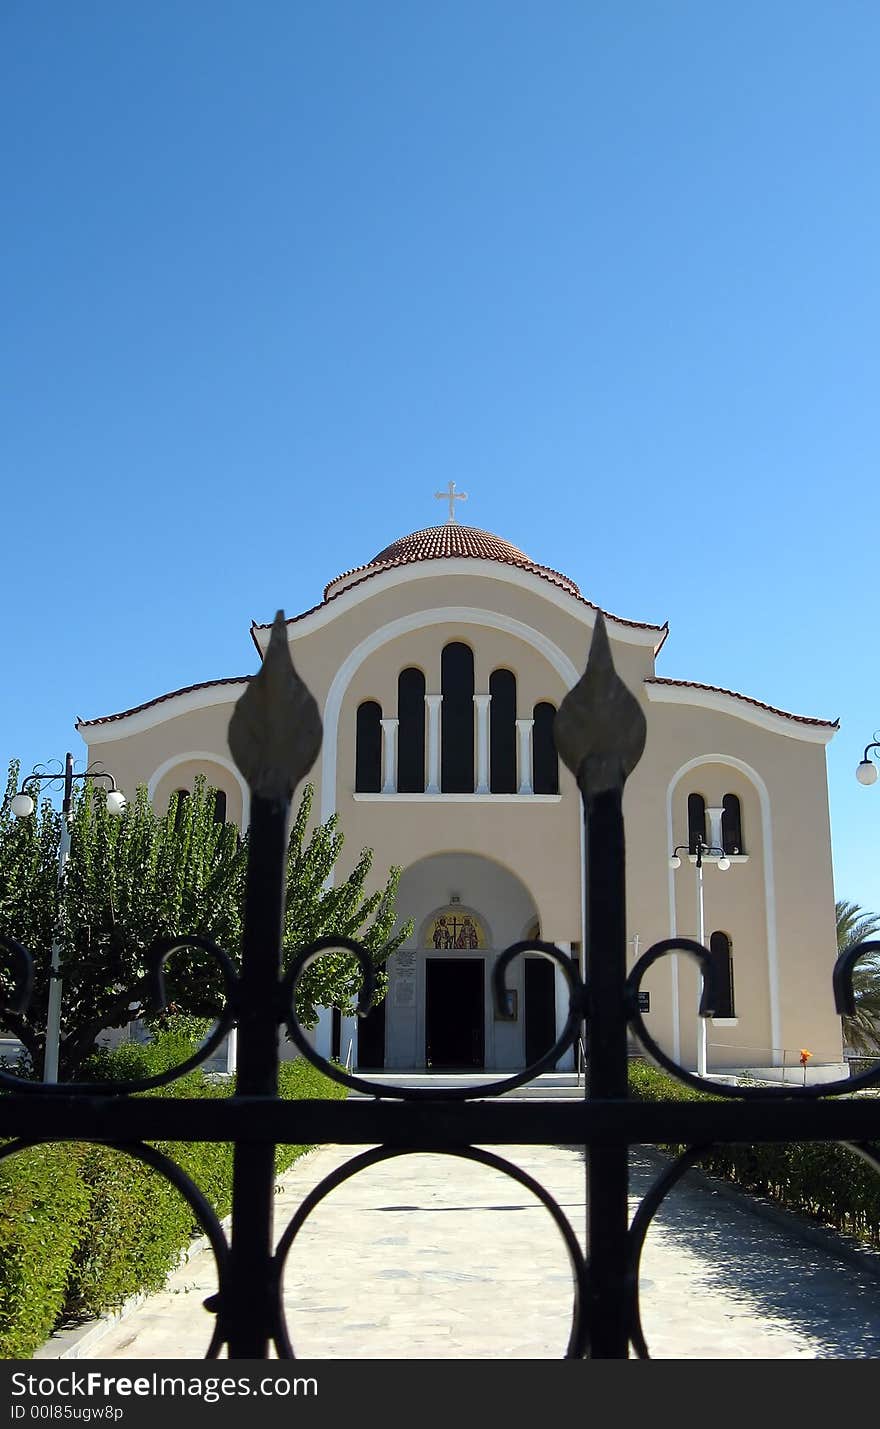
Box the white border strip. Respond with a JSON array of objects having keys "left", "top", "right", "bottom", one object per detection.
[
  {"left": 645, "top": 680, "right": 836, "bottom": 744},
  {"left": 81, "top": 683, "right": 249, "bottom": 744},
  {"left": 146, "top": 751, "right": 251, "bottom": 831},
  {"left": 253, "top": 559, "right": 663, "bottom": 651}
]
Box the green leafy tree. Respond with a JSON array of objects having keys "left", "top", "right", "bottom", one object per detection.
[
  {"left": 281, "top": 782, "right": 409, "bottom": 1025},
  {"left": 0, "top": 763, "right": 410, "bottom": 1077},
  {"left": 836, "top": 899, "right": 880, "bottom": 1056}
]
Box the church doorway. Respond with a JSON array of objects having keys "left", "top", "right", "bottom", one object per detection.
[
  {"left": 425, "top": 959, "right": 485, "bottom": 1069},
  {"left": 524, "top": 956, "right": 556, "bottom": 1064},
  {"left": 356, "top": 997, "right": 386, "bottom": 1069}
]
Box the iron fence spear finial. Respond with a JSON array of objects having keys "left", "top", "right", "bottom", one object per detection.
[
  {"left": 554, "top": 610, "right": 647, "bottom": 794},
  {"left": 228, "top": 609, "right": 322, "bottom": 801}
]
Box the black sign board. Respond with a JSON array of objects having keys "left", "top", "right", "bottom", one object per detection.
[{"left": 638, "top": 991, "right": 650, "bottom": 1013}]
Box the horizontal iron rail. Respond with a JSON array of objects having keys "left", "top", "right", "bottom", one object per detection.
[{"left": 1, "top": 1095, "right": 878, "bottom": 1145}]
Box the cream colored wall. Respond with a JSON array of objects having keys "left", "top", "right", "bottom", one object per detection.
[
  {"left": 80, "top": 560, "right": 841, "bottom": 1072},
  {"left": 83, "top": 702, "right": 246, "bottom": 828},
  {"left": 626, "top": 700, "right": 841, "bottom": 1068},
  {"left": 273, "top": 567, "right": 658, "bottom": 720}
]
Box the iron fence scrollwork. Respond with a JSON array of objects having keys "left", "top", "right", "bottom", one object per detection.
[{"left": 0, "top": 610, "right": 879, "bottom": 1357}]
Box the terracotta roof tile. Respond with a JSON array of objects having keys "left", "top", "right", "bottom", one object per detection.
[
  {"left": 251, "top": 524, "right": 667, "bottom": 642},
  {"left": 77, "top": 677, "right": 251, "bottom": 729},
  {"left": 323, "top": 524, "right": 582, "bottom": 600},
  {"left": 645, "top": 677, "right": 838, "bottom": 728}
]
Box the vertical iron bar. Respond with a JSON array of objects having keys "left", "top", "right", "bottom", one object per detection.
[
  {"left": 224, "top": 607, "right": 322, "bottom": 1359},
  {"left": 555, "top": 612, "right": 644, "bottom": 1359},
  {"left": 44, "top": 754, "right": 75, "bottom": 1083},
  {"left": 583, "top": 778, "right": 631, "bottom": 1358},
  {"left": 226, "top": 791, "right": 288, "bottom": 1358}
]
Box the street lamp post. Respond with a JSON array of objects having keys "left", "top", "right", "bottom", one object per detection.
[
  {"left": 669, "top": 834, "right": 731, "bottom": 1077},
  {"left": 856, "top": 737, "right": 880, "bottom": 786},
  {"left": 12, "top": 753, "right": 125, "bottom": 1082}
]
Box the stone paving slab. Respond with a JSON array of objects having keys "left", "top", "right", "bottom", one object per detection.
[{"left": 57, "top": 1143, "right": 880, "bottom": 1360}]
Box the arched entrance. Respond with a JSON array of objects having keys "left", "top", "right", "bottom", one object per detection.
[{"left": 357, "top": 852, "right": 545, "bottom": 1072}]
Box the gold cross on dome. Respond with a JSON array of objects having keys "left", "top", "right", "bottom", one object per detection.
[{"left": 435, "top": 480, "right": 468, "bottom": 523}]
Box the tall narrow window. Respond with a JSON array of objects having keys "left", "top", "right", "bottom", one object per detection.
[
  {"left": 173, "top": 788, "right": 189, "bottom": 827},
  {"left": 721, "top": 794, "right": 744, "bottom": 854},
  {"left": 441, "top": 642, "right": 474, "bottom": 792},
  {"left": 397, "top": 667, "right": 426, "bottom": 793},
  {"left": 212, "top": 789, "right": 227, "bottom": 824},
  {"left": 355, "top": 701, "right": 382, "bottom": 792},
  {"left": 489, "top": 668, "right": 517, "bottom": 793},
  {"left": 533, "top": 702, "right": 559, "bottom": 794},
  {"left": 709, "top": 931, "right": 735, "bottom": 1017},
  {"left": 687, "top": 793, "right": 707, "bottom": 853}
]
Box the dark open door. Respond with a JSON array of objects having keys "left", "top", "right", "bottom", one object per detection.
[
  {"left": 357, "top": 997, "right": 386, "bottom": 1069},
  {"left": 524, "top": 956, "right": 556, "bottom": 1064},
  {"left": 425, "top": 959, "right": 484, "bottom": 1069}
]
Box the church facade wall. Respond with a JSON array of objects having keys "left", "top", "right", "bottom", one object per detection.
[{"left": 78, "top": 533, "right": 841, "bottom": 1076}]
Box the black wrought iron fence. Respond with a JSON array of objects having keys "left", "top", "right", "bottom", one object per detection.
[{"left": 1, "top": 611, "right": 879, "bottom": 1358}]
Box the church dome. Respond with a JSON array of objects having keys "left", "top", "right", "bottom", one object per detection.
[{"left": 324, "top": 523, "right": 581, "bottom": 601}]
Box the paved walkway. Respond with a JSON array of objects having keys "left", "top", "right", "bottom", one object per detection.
[{"left": 51, "top": 1143, "right": 880, "bottom": 1360}]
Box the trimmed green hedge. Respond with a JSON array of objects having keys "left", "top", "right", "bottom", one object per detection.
[
  {"left": 0, "top": 1036, "right": 345, "bottom": 1358},
  {"left": 629, "top": 1060, "right": 880, "bottom": 1247},
  {"left": 0, "top": 1144, "right": 91, "bottom": 1359}
]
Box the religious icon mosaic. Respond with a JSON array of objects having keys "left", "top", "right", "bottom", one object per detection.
[{"left": 426, "top": 907, "right": 488, "bottom": 950}]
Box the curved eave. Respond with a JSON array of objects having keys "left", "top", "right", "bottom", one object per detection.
[
  {"left": 251, "top": 558, "right": 668, "bottom": 656},
  {"left": 644, "top": 678, "right": 838, "bottom": 745},
  {"left": 77, "top": 679, "right": 251, "bottom": 745}
]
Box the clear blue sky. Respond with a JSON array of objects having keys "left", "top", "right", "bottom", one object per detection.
[{"left": 2, "top": 2, "right": 877, "bottom": 920}]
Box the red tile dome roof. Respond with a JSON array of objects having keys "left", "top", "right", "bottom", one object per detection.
[{"left": 324, "top": 524, "right": 581, "bottom": 600}]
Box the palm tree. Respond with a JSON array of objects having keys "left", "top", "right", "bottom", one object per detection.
[{"left": 836, "top": 900, "right": 880, "bottom": 1056}]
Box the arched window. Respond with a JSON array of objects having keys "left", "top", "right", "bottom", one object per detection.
[
  {"left": 533, "top": 702, "right": 559, "bottom": 795},
  {"left": 397, "top": 667, "right": 426, "bottom": 793},
  {"left": 441, "top": 642, "right": 474, "bottom": 792},
  {"left": 489, "top": 668, "right": 517, "bottom": 793},
  {"left": 687, "top": 793, "right": 707, "bottom": 853},
  {"left": 173, "top": 788, "right": 189, "bottom": 827},
  {"left": 355, "top": 701, "right": 382, "bottom": 792},
  {"left": 709, "top": 931, "right": 735, "bottom": 1018},
  {"left": 213, "top": 789, "right": 227, "bottom": 824},
  {"left": 721, "top": 793, "right": 744, "bottom": 855}
]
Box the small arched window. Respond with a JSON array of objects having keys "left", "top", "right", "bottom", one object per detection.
[
  {"left": 173, "top": 788, "right": 190, "bottom": 827},
  {"left": 709, "top": 931, "right": 735, "bottom": 1018},
  {"left": 212, "top": 789, "right": 227, "bottom": 824},
  {"left": 489, "top": 668, "right": 517, "bottom": 793},
  {"left": 533, "top": 702, "right": 559, "bottom": 795},
  {"left": 397, "top": 668, "right": 426, "bottom": 793},
  {"left": 721, "top": 794, "right": 744, "bottom": 855},
  {"left": 441, "top": 642, "right": 474, "bottom": 793},
  {"left": 355, "top": 701, "right": 382, "bottom": 793},
  {"left": 687, "top": 793, "right": 707, "bottom": 854}
]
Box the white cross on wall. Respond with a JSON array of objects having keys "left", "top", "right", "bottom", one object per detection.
[{"left": 435, "top": 480, "right": 468, "bottom": 523}]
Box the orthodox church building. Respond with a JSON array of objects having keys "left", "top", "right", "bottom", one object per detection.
[{"left": 78, "top": 490, "right": 844, "bottom": 1078}]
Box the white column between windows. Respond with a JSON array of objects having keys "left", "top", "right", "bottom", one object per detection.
[
  {"left": 474, "top": 694, "right": 491, "bottom": 794},
  {"left": 315, "top": 1006, "right": 333, "bottom": 1059},
  {"left": 516, "top": 718, "right": 534, "bottom": 795},
  {"left": 380, "top": 718, "right": 399, "bottom": 795},
  {"left": 339, "top": 1012, "right": 358, "bottom": 1071},
  {"left": 707, "top": 805, "right": 724, "bottom": 851},
  {"left": 425, "top": 695, "right": 442, "bottom": 795},
  {"left": 554, "top": 941, "right": 575, "bottom": 1070}
]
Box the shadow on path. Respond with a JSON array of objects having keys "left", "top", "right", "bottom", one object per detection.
[{"left": 625, "top": 1146, "right": 880, "bottom": 1359}]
